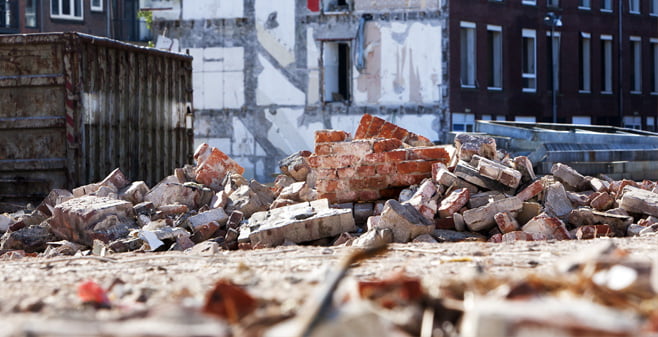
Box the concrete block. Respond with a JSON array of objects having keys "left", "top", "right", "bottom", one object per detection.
[
  {"left": 278, "top": 181, "right": 306, "bottom": 201},
  {"left": 188, "top": 207, "right": 229, "bottom": 232},
  {"left": 194, "top": 143, "right": 245, "bottom": 191},
  {"left": 375, "top": 199, "right": 435, "bottom": 242},
  {"left": 145, "top": 182, "right": 205, "bottom": 209},
  {"left": 432, "top": 163, "right": 479, "bottom": 193},
  {"left": 272, "top": 174, "right": 296, "bottom": 197},
  {"left": 278, "top": 150, "right": 312, "bottom": 182},
  {"left": 463, "top": 196, "right": 523, "bottom": 232},
  {"left": 513, "top": 156, "right": 536, "bottom": 182},
  {"left": 473, "top": 155, "right": 522, "bottom": 189},
  {"left": 454, "top": 161, "right": 515, "bottom": 194},
  {"left": 551, "top": 163, "right": 585, "bottom": 189},
  {"left": 516, "top": 180, "right": 543, "bottom": 201},
  {"left": 590, "top": 192, "right": 615, "bottom": 211},
  {"left": 99, "top": 168, "right": 130, "bottom": 191},
  {"left": 522, "top": 213, "right": 571, "bottom": 240},
  {"left": 587, "top": 176, "right": 611, "bottom": 192},
  {"left": 468, "top": 191, "right": 505, "bottom": 209},
  {"left": 438, "top": 188, "right": 470, "bottom": 218},
  {"left": 228, "top": 180, "right": 275, "bottom": 218},
  {"left": 567, "top": 191, "right": 593, "bottom": 207},
  {"left": 48, "top": 196, "right": 135, "bottom": 246},
  {"left": 119, "top": 181, "right": 150, "bottom": 205},
  {"left": 454, "top": 133, "right": 497, "bottom": 161},
  {"left": 567, "top": 207, "right": 632, "bottom": 237},
  {"left": 352, "top": 228, "right": 393, "bottom": 248},
  {"left": 36, "top": 189, "right": 74, "bottom": 216},
  {"left": 494, "top": 211, "right": 520, "bottom": 234},
  {"left": 544, "top": 182, "right": 573, "bottom": 218},
  {"left": 619, "top": 186, "right": 658, "bottom": 217},
  {"left": 247, "top": 199, "right": 356, "bottom": 247}
]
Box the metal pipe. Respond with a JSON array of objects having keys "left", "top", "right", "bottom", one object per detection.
[
  {"left": 618, "top": 0, "right": 623, "bottom": 126},
  {"left": 552, "top": 25, "right": 558, "bottom": 123}
]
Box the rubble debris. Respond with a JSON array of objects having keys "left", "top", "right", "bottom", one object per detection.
[
  {"left": 77, "top": 280, "right": 110, "bottom": 308},
  {"left": 203, "top": 279, "right": 257, "bottom": 323},
  {"left": 352, "top": 228, "right": 394, "bottom": 248},
  {"left": 551, "top": 162, "right": 586, "bottom": 189},
  {"left": 463, "top": 197, "right": 523, "bottom": 232},
  {"left": 194, "top": 143, "right": 245, "bottom": 191},
  {"left": 0, "top": 223, "right": 56, "bottom": 253},
  {"left": 454, "top": 133, "right": 497, "bottom": 161},
  {"left": 619, "top": 186, "right": 658, "bottom": 217},
  {"left": 279, "top": 150, "right": 313, "bottom": 182},
  {"left": 374, "top": 199, "right": 434, "bottom": 243}
]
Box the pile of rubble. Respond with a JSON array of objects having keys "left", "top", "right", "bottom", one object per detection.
[{"left": 2, "top": 114, "right": 658, "bottom": 255}]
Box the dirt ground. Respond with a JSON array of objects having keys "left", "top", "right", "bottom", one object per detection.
[{"left": 1, "top": 235, "right": 657, "bottom": 336}]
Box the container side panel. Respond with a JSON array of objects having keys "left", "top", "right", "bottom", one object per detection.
[{"left": 0, "top": 44, "right": 64, "bottom": 76}]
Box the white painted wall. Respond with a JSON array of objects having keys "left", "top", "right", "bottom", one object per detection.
[
  {"left": 256, "top": 54, "right": 305, "bottom": 106},
  {"left": 182, "top": 0, "right": 244, "bottom": 19},
  {"left": 255, "top": 0, "right": 296, "bottom": 53},
  {"left": 190, "top": 47, "right": 245, "bottom": 110}
]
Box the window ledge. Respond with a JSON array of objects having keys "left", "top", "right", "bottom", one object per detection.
[
  {"left": 487, "top": 87, "right": 503, "bottom": 91},
  {"left": 578, "top": 6, "right": 591, "bottom": 10},
  {"left": 461, "top": 85, "right": 477, "bottom": 89},
  {"left": 630, "top": 11, "right": 641, "bottom": 14},
  {"left": 651, "top": 92, "right": 658, "bottom": 96},
  {"left": 601, "top": 91, "right": 613, "bottom": 95},
  {"left": 579, "top": 90, "right": 591, "bottom": 94},
  {"left": 50, "top": 15, "right": 84, "bottom": 21},
  {"left": 631, "top": 91, "right": 642, "bottom": 95},
  {"left": 600, "top": 9, "right": 613, "bottom": 13},
  {"left": 522, "top": 88, "right": 537, "bottom": 93}
]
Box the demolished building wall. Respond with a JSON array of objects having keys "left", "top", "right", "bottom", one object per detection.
[{"left": 149, "top": 0, "right": 450, "bottom": 182}]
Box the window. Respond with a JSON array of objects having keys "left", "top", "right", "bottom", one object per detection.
[
  {"left": 452, "top": 113, "right": 475, "bottom": 132},
  {"left": 547, "top": 0, "right": 559, "bottom": 8},
  {"left": 323, "top": 41, "right": 351, "bottom": 102},
  {"left": 323, "top": 0, "right": 349, "bottom": 12},
  {"left": 652, "top": 0, "right": 658, "bottom": 15},
  {"left": 515, "top": 116, "right": 537, "bottom": 123},
  {"left": 460, "top": 22, "right": 477, "bottom": 88},
  {"left": 51, "top": 0, "right": 83, "bottom": 20},
  {"left": 649, "top": 38, "right": 658, "bottom": 95},
  {"left": 580, "top": 32, "right": 591, "bottom": 92},
  {"left": 25, "top": 0, "right": 37, "bottom": 27},
  {"left": 522, "top": 29, "right": 537, "bottom": 92},
  {"left": 648, "top": 117, "right": 656, "bottom": 131},
  {"left": 91, "top": 0, "right": 102, "bottom": 12},
  {"left": 601, "top": 0, "right": 612, "bottom": 11},
  {"left": 547, "top": 31, "right": 560, "bottom": 92},
  {"left": 572, "top": 116, "right": 592, "bottom": 125},
  {"left": 623, "top": 116, "right": 642, "bottom": 129},
  {"left": 0, "top": 0, "right": 17, "bottom": 30},
  {"left": 522, "top": 0, "right": 536, "bottom": 5},
  {"left": 579, "top": 0, "right": 590, "bottom": 9},
  {"left": 487, "top": 25, "right": 503, "bottom": 90},
  {"left": 601, "top": 35, "right": 613, "bottom": 93},
  {"left": 630, "top": 37, "right": 642, "bottom": 93},
  {"left": 629, "top": 0, "right": 640, "bottom": 13}
]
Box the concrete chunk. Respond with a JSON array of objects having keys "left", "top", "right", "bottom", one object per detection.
[
  {"left": 473, "top": 155, "right": 522, "bottom": 189},
  {"left": 432, "top": 162, "right": 479, "bottom": 193},
  {"left": 567, "top": 207, "right": 632, "bottom": 237},
  {"left": 228, "top": 180, "right": 275, "bottom": 218},
  {"left": 352, "top": 228, "right": 393, "bottom": 248},
  {"left": 438, "top": 188, "right": 470, "bottom": 218},
  {"left": 544, "top": 182, "right": 573, "bottom": 218},
  {"left": 279, "top": 150, "right": 312, "bottom": 182},
  {"left": 494, "top": 211, "right": 520, "bottom": 234},
  {"left": 48, "top": 195, "right": 135, "bottom": 246},
  {"left": 551, "top": 163, "right": 585, "bottom": 189},
  {"left": 454, "top": 133, "right": 497, "bottom": 161},
  {"left": 463, "top": 196, "right": 523, "bottom": 232},
  {"left": 119, "top": 181, "right": 150, "bottom": 205},
  {"left": 619, "top": 186, "right": 658, "bottom": 217},
  {"left": 375, "top": 199, "right": 435, "bottom": 242},
  {"left": 247, "top": 199, "right": 356, "bottom": 247},
  {"left": 522, "top": 213, "right": 571, "bottom": 240},
  {"left": 454, "top": 161, "right": 515, "bottom": 194}
]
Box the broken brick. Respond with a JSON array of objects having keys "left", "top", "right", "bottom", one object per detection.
[
  {"left": 619, "top": 186, "right": 658, "bottom": 217},
  {"left": 315, "top": 129, "right": 350, "bottom": 144},
  {"left": 589, "top": 192, "right": 615, "bottom": 211},
  {"left": 375, "top": 199, "right": 435, "bottom": 242},
  {"left": 494, "top": 211, "right": 520, "bottom": 234},
  {"left": 194, "top": 143, "right": 245, "bottom": 191},
  {"left": 543, "top": 182, "right": 573, "bottom": 218},
  {"left": 550, "top": 163, "right": 585, "bottom": 189},
  {"left": 203, "top": 279, "right": 257, "bottom": 323},
  {"left": 463, "top": 196, "right": 523, "bottom": 232},
  {"left": 454, "top": 133, "right": 497, "bottom": 161},
  {"left": 438, "top": 188, "right": 470, "bottom": 218},
  {"left": 576, "top": 224, "right": 613, "bottom": 240},
  {"left": 373, "top": 138, "right": 403, "bottom": 153},
  {"left": 516, "top": 180, "right": 543, "bottom": 202},
  {"left": 522, "top": 213, "right": 571, "bottom": 240}
]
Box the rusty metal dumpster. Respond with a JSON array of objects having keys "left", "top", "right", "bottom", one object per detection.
[{"left": 0, "top": 32, "right": 194, "bottom": 203}]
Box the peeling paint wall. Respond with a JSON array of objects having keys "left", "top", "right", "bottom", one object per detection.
[{"left": 152, "top": 0, "right": 450, "bottom": 182}]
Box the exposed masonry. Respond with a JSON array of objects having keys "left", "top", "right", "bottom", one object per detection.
[{"left": 152, "top": 0, "right": 451, "bottom": 182}]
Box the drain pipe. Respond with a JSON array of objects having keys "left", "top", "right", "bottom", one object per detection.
[{"left": 618, "top": 0, "right": 623, "bottom": 126}]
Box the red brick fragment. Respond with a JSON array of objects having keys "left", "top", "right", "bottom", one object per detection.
[
  {"left": 589, "top": 192, "right": 615, "bottom": 211},
  {"left": 354, "top": 113, "right": 374, "bottom": 139},
  {"left": 494, "top": 211, "right": 520, "bottom": 234},
  {"left": 373, "top": 138, "right": 404, "bottom": 153},
  {"left": 365, "top": 116, "right": 386, "bottom": 139},
  {"left": 407, "top": 147, "right": 450, "bottom": 161},
  {"left": 194, "top": 144, "right": 245, "bottom": 191},
  {"left": 203, "top": 279, "right": 257, "bottom": 323},
  {"left": 516, "top": 180, "right": 544, "bottom": 201},
  {"left": 358, "top": 190, "right": 381, "bottom": 202},
  {"left": 576, "top": 224, "right": 613, "bottom": 240},
  {"left": 438, "top": 188, "right": 470, "bottom": 218},
  {"left": 315, "top": 129, "right": 350, "bottom": 144},
  {"left": 357, "top": 273, "right": 423, "bottom": 309},
  {"left": 314, "top": 143, "right": 333, "bottom": 155},
  {"left": 356, "top": 165, "right": 376, "bottom": 177},
  {"left": 384, "top": 150, "right": 408, "bottom": 162},
  {"left": 397, "top": 160, "right": 433, "bottom": 175}
]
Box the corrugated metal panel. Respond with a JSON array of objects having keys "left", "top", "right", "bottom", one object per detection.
[{"left": 0, "top": 32, "right": 193, "bottom": 203}]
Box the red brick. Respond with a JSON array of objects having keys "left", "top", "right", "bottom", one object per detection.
[
  {"left": 356, "top": 165, "right": 376, "bottom": 177},
  {"left": 589, "top": 192, "right": 615, "bottom": 211},
  {"left": 315, "top": 129, "right": 350, "bottom": 144},
  {"left": 438, "top": 188, "right": 470, "bottom": 218},
  {"left": 316, "top": 179, "right": 339, "bottom": 193},
  {"left": 365, "top": 116, "right": 385, "bottom": 138},
  {"left": 194, "top": 145, "right": 245, "bottom": 190},
  {"left": 516, "top": 180, "right": 544, "bottom": 201},
  {"left": 494, "top": 211, "right": 520, "bottom": 234},
  {"left": 376, "top": 163, "right": 396, "bottom": 175},
  {"left": 333, "top": 140, "right": 373, "bottom": 156},
  {"left": 407, "top": 147, "right": 450, "bottom": 161},
  {"left": 393, "top": 174, "right": 428, "bottom": 186},
  {"left": 501, "top": 231, "right": 534, "bottom": 242},
  {"left": 354, "top": 114, "right": 373, "bottom": 139},
  {"left": 488, "top": 233, "right": 503, "bottom": 243},
  {"left": 391, "top": 127, "right": 410, "bottom": 142},
  {"left": 378, "top": 124, "right": 399, "bottom": 139},
  {"left": 385, "top": 150, "right": 408, "bottom": 162},
  {"left": 320, "top": 155, "right": 358, "bottom": 169},
  {"left": 373, "top": 138, "right": 403, "bottom": 153},
  {"left": 576, "top": 224, "right": 612, "bottom": 240},
  {"left": 364, "top": 152, "right": 386, "bottom": 164},
  {"left": 358, "top": 190, "right": 381, "bottom": 202},
  {"left": 365, "top": 176, "right": 389, "bottom": 190},
  {"left": 318, "top": 193, "right": 337, "bottom": 203},
  {"left": 337, "top": 167, "right": 357, "bottom": 179},
  {"left": 405, "top": 133, "right": 434, "bottom": 147},
  {"left": 307, "top": 155, "right": 321, "bottom": 168},
  {"left": 336, "top": 191, "right": 358, "bottom": 203},
  {"left": 397, "top": 160, "right": 433, "bottom": 174},
  {"left": 314, "top": 168, "right": 337, "bottom": 179},
  {"left": 314, "top": 143, "right": 333, "bottom": 155}
]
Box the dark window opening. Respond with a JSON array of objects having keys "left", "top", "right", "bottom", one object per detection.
[
  {"left": 0, "top": 0, "right": 18, "bottom": 32},
  {"left": 323, "top": 41, "right": 351, "bottom": 102},
  {"left": 324, "top": 0, "right": 350, "bottom": 12}
]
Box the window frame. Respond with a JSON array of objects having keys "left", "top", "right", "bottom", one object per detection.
[
  {"left": 546, "top": 0, "right": 560, "bottom": 8},
  {"left": 546, "top": 31, "right": 561, "bottom": 93},
  {"left": 51, "top": 0, "right": 84, "bottom": 21},
  {"left": 630, "top": 36, "right": 642, "bottom": 94},
  {"left": 451, "top": 113, "right": 475, "bottom": 132},
  {"left": 522, "top": 29, "right": 537, "bottom": 93},
  {"left": 579, "top": 32, "right": 591, "bottom": 93},
  {"left": 522, "top": 0, "right": 536, "bottom": 5},
  {"left": 629, "top": 0, "right": 640, "bottom": 14},
  {"left": 578, "top": 0, "right": 591, "bottom": 10},
  {"left": 91, "top": 0, "right": 103, "bottom": 12},
  {"left": 321, "top": 40, "right": 352, "bottom": 103},
  {"left": 487, "top": 25, "right": 503, "bottom": 91},
  {"left": 651, "top": 38, "right": 658, "bottom": 95},
  {"left": 651, "top": 0, "right": 658, "bottom": 16},
  {"left": 601, "top": 0, "right": 613, "bottom": 12},
  {"left": 601, "top": 34, "right": 613, "bottom": 94},
  {"left": 25, "top": 0, "right": 38, "bottom": 28},
  {"left": 460, "top": 21, "right": 477, "bottom": 88}
]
